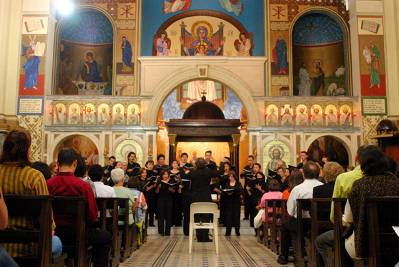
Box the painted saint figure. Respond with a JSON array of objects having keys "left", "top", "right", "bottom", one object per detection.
[
  {"left": 312, "top": 62, "right": 325, "bottom": 96},
  {"left": 23, "top": 47, "right": 40, "bottom": 89},
  {"left": 98, "top": 107, "right": 110, "bottom": 125},
  {"left": 163, "top": 0, "right": 191, "bottom": 14},
  {"left": 219, "top": 0, "right": 243, "bottom": 16},
  {"left": 267, "top": 148, "right": 286, "bottom": 172},
  {"left": 84, "top": 106, "right": 96, "bottom": 124},
  {"left": 311, "top": 107, "right": 324, "bottom": 127},
  {"left": 156, "top": 31, "right": 171, "bottom": 56},
  {"left": 81, "top": 52, "right": 101, "bottom": 82},
  {"left": 298, "top": 63, "right": 311, "bottom": 96},
  {"left": 183, "top": 26, "right": 222, "bottom": 56},
  {"left": 267, "top": 108, "right": 278, "bottom": 126},
  {"left": 363, "top": 41, "right": 381, "bottom": 88},
  {"left": 281, "top": 108, "right": 293, "bottom": 126},
  {"left": 326, "top": 108, "right": 337, "bottom": 127},
  {"left": 273, "top": 36, "right": 288, "bottom": 75},
  {"left": 121, "top": 36, "right": 133, "bottom": 68},
  {"left": 296, "top": 107, "right": 308, "bottom": 126},
  {"left": 234, "top": 32, "right": 252, "bottom": 56},
  {"left": 54, "top": 106, "right": 66, "bottom": 124}
]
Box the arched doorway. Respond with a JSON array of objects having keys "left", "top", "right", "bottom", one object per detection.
[
  {"left": 157, "top": 79, "right": 247, "bottom": 169},
  {"left": 292, "top": 11, "right": 350, "bottom": 96},
  {"left": 307, "top": 135, "right": 349, "bottom": 168},
  {"left": 55, "top": 8, "right": 114, "bottom": 95},
  {"left": 53, "top": 134, "right": 99, "bottom": 165}
]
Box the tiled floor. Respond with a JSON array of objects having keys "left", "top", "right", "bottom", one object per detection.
[{"left": 120, "top": 233, "right": 294, "bottom": 267}]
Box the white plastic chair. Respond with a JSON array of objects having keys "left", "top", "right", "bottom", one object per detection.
[{"left": 189, "top": 202, "right": 220, "bottom": 255}]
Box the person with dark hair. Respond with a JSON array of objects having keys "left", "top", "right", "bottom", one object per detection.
[
  {"left": 204, "top": 151, "right": 217, "bottom": 169},
  {"left": 297, "top": 151, "right": 308, "bottom": 169},
  {"left": 282, "top": 169, "right": 304, "bottom": 200},
  {"left": 126, "top": 152, "right": 141, "bottom": 177},
  {"left": 179, "top": 153, "right": 193, "bottom": 169},
  {"left": 47, "top": 148, "right": 111, "bottom": 267},
  {"left": 49, "top": 161, "right": 58, "bottom": 177},
  {"left": 276, "top": 166, "right": 289, "bottom": 191},
  {"left": 32, "top": 161, "right": 52, "bottom": 180},
  {"left": 75, "top": 155, "right": 96, "bottom": 197},
  {"left": 155, "top": 154, "right": 169, "bottom": 174},
  {"left": 315, "top": 146, "right": 366, "bottom": 267},
  {"left": 220, "top": 171, "right": 242, "bottom": 236},
  {"left": 103, "top": 156, "right": 116, "bottom": 178},
  {"left": 144, "top": 161, "right": 158, "bottom": 226},
  {"left": 89, "top": 164, "right": 115, "bottom": 198},
  {"left": 188, "top": 157, "right": 219, "bottom": 242},
  {"left": 213, "top": 161, "right": 233, "bottom": 225},
  {"left": 0, "top": 130, "right": 62, "bottom": 258},
  {"left": 259, "top": 179, "right": 283, "bottom": 225},
  {"left": 241, "top": 155, "right": 255, "bottom": 220},
  {"left": 170, "top": 160, "right": 183, "bottom": 226},
  {"left": 343, "top": 146, "right": 399, "bottom": 264},
  {"left": 156, "top": 170, "right": 175, "bottom": 236},
  {"left": 277, "top": 161, "right": 323, "bottom": 264},
  {"left": 248, "top": 171, "right": 268, "bottom": 229}
]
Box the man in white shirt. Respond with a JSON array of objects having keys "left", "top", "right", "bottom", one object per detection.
[
  {"left": 277, "top": 161, "right": 323, "bottom": 264},
  {"left": 88, "top": 164, "right": 116, "bottom": 198}
]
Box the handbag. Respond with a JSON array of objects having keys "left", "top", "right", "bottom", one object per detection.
[{"left": 254, "top": 209, "right": 265, "bottom": 229}]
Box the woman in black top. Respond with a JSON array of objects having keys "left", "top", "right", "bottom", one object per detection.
[
  {"left": 221, "top": 171, "right": 242, "bottom": 236},
  {"left": 217, "top": 162, "right": 232, "bottom": 225},
  {"left": 248, "top": 171, "right": 268, "bottom": 228},
  {"left": 144, "top": 161, "right": 158, "bottom": 226},
  {"left": 155, "top": 170, "right": 175, "bottom": 236},
  {"left": 170, "top": 160, "right": 183, "bottom": 226}
]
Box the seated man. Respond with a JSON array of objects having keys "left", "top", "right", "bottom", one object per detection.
[
  {"left": 89, "top": 164, "right": 116, "bottom": 198},
  {"left": 47, "top": 148, "right": 111, "bottom": 267},
  {"left": 277, "top": 161, "right": 323, "bottom": 264}
]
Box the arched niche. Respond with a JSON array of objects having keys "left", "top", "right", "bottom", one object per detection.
[
  {"left": 53, "top": 134, "right": 99, "bottom": 165},
  {"left": 291, "top": 10, "right": 351, "bottom": 97},
  {"left": 306, "top": 135, "right": 350, "bottom": 168},
  {"left": 54, "top": 8, "right": 115, "bottom": 96},
  {"left": 113, "top": 138, "right": 144, "bottom": 166}
]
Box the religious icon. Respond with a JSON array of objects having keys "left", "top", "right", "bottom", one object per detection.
[
  {"left": 325, "top": 105, "right": 338, "bottom": 127},
  {"left": 81, "top": 51, "right": 102, "bottom": 83},
  {"left": 219, "top": 0, "right": 243, "bottom": 16},
  {"left": 21, "top": 35, "right": 45, "bottom": 91},
  {"left": 267, "top": 146, "right": 287, "bottom": 172},
  {"left": 187, "top": 80, "right": 217, "bottom": 101},
  {"left": 340, "top": 105, "right": 352, "bottom": 127},
  {"left": 112, "top": 104, "right": 125, "bottom": 124},
  {"left": 127, "top": 104, "right": 140, "bottom": 125},
  {"left": 295, "top": 105, "right": 308, "bottom": 126},
  {"left": 83, "top": 104, "right": 96, "bottom": 124},
  {"left": 362, "top": 41, "right": 381, "bottom": 89},
  {"left": 272, "top": 36, "right": 288, "bottom": 75},
  {"left": 280, "top": 105, "right": 293, "bottom": 127},
  {"left": 266, "top": 104, "right": 279, "bottom": 126},
  {"left": 163, "top": 0, "right": 191, "bottom": 14},
  {"left": 297, "top": 63, "right": 311, "bottom": 96},
  {"left": 311, "top": 105, "right": 324, "bottom": 127},
  {"left": 54, "top": 103, "right": 66, "bottom": 124},
  {"left": 181, "top": 21, "right": 224, "bottom": 56},
  {"left": 154, "top": 30, "right": 171, "bottom": 56},
  {"left": 121, "top": 36, "right": 133, "bottom": 71},
  {"left": 68, "top": 104, "right": 81, "bottom": 124},
  {"left": 234, "top": 32, "right": 252, "bottom": 56},
  {"left": 312, "top": 61, "right": 325, "bottom": 96},
  {"left": 97, "top": 104, "right": 110, "bottom": 125}
]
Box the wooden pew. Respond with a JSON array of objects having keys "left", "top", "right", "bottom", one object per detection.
[
  {"left": 296, "top": 198, "right": 311, "bottom": 267},
  {"left": 367, "top": 197, "right": 399, "bottom": 267},
  {"left": 96, "top": 197, "right": 120, "bottom": 266},
  {"left": 52, "top": 196, "right": 89, "bottom": 267},
  {"left": 333, "top": 198, "right": 347, "bottom": 267},
  {"left": 0, "top": 195, "right": 52, "bottom": 267},
  {"left": 309, "top": 198, "right": 334, "bottom": 267},
  {"left": 116, "top": 198, "right": 134, "bottom": 260},
  {"left": 267, "top": 199, "right": 287, "bottom": 253}
]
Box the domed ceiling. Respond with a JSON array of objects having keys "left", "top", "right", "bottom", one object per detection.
[
  {"left": 60, "top": 9, "right": 113, "bottom": 45},
  {"left": 293, "top": 13, "right": 343, "bottom": 46}
]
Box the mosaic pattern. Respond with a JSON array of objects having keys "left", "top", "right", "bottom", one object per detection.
[
  {"left": 362, "top": 115, "right": 383, "bottom": 145},
  {"left": 120, "top": 235, "right": 293, "bottom": 267},
  {"left": 18, "top": 115, "right": 43, "bottom": 162}
]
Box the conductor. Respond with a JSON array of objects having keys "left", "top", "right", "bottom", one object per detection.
[{"left": 188, "top": 157, "right": 218, "bottom": 242}]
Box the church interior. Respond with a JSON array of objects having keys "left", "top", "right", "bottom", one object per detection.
[{"left": 0, "top": 0, "right": 399, "bottom": 266}]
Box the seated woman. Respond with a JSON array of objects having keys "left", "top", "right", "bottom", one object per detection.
[
  {"left": 259, "top": 179, "right": 283, "bottom": 224},
  {"left": 343, "top": 146, "right": 399, "bottom": 263},
  {"left": 281, "top": 169, "right": 304, "bottom": 201},
  {"left": 0, "top": 130, "right": 62, "bottom": 258},
  {"left": 111, "top": 168, "right": 135, "bottom": 226}
]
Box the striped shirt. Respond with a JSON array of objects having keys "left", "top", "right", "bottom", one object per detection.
[{"left": 0, "top": 162, "right": 55, "bottom": 257}]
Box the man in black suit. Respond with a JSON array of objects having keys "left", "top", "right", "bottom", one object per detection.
[
  {"left": 205, "top": 150, "right": 217, "bottom": 170},
  {"left": 188, "top": 157, "right": 218, "bottom": 242}
]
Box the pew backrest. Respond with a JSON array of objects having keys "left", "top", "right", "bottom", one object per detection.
[
  {"left": 333, "top": 198, "right": 346, "bottom": 267},
  {"left": 0, "top": 195, "right": 52, "bottom": 267}
]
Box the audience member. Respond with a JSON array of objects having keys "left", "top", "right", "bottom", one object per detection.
[
  {"left": 111, "top": 168, "right": 135, "bottom": 226},
  {"left": 75, "top": 155, "right": 97, "bottom": 197},
  {"left": 47, "top": 148, "right": 110, "bottom": 267},
  {"left": 259, "top": 179, "right": 282, "bottom": 223},
  {"left": 89, "top": 164, "right": 115, "bottom": 198},
  {"left": 32, "top": 161, "right": 52, "bottom": 180},
  {"left": 277, "top": 161, "right": 323, "bottom": 264},
  {"left": 315, "top": 146, "right": 366, "bottom": 267},
  {"left": 0, "top": 130, "right": 62, "bottom": 258},
  {"left": 49, "top": 161, "right": 58, "bottom": 177},
  {"left": 282, "top": 169, "right": 304, "bottom": 200}
]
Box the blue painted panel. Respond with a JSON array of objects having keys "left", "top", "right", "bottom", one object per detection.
[
  {"left": 60, "top": 9, "right": 113, "bottom": 45},
  {"left": 141, "top": 0, "right": 264, "bottom": 56},
  {"left": 293, "top": 13, "right": 343, "bottom": 46}
]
